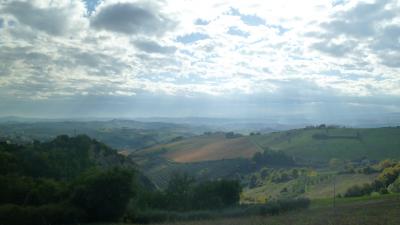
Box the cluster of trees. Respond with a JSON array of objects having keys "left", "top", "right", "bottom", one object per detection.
[
  {"left": 252, "top": 149, "right": 295, "bottom": 167},
  {"left": 225, "top": 132, "right": 242, "bottom": 139},
  {"left": 0, "top": 136, "right": 136, "bottom": 224},
  {"left": 249, "top": 168, "right": 303, "bottom": 188},
  {"left": 135, "top": 173, "right": 242, "bottom": 212},
  {"left": 344, "top": 160, "right": 400, "bottom": 197},
  {"left": 0, "top": 136, "right": 243, "bottom": 225}
]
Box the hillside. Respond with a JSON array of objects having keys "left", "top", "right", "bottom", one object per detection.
[
  {"left": 136, "top": 133, "right": 261, "bottom": 162},
  {"left": 251, "top": 126, "right": 400, "bottom": 162},
  {"left": 136, "top": 127, "right": 400, "bottom": 163}
]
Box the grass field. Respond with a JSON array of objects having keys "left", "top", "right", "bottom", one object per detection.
[{"left": 98, "top": 195, "right": 400, "bottom": 225}]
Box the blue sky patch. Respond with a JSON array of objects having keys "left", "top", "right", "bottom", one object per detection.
[
  {"left": 177, "top": 33, "right": 209, "bottom": 44},
  {"left": 227, "top": 27, "right": 249, "bottom": 37},
  {"left": 83, "top": 0, "right": 101, "bottom": 14},
  {"left": 229, "top": 8, "right": 265, "bottom": 26}
]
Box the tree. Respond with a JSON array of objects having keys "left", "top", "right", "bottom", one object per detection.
[
  {"left": 192, "top": 180, "right": 241, "bottom": 209},
  {"left": 165, "top": 172, "right": 195, "bottom": 211},
  {"left": 70, "top": 168, "right": 135, "bottom": 221}
]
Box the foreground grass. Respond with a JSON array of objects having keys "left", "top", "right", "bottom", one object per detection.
[{"left": 99, "top": 195, "right": 400, "bottom": 225}]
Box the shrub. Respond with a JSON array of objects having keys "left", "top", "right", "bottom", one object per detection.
[
  {"left": 388, "top": 176, "right": 400, "bottom": 193},
  {"left": 344, "top": 185, "right": 367, "bottom": 197},
  {"left": 262, "top": 198, "right": 310, "bottom": 215}
]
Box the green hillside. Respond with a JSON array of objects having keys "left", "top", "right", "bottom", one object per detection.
[{"left": 251, "top": 127, "right": 400, "bottom": 162}]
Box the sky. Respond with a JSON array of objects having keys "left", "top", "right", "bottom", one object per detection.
[{"left": 0, "top": 0, "right": 400, "bottom": 122}]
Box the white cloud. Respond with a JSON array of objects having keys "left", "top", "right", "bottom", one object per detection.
[{"left": 0, "top": 0, "right": 400, "bottom": 117}]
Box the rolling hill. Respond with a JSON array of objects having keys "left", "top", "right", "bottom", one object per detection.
[{"left": 135, "top": 127, "right": 400, "bottom": 163}]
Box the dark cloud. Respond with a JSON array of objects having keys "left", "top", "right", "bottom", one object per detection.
[
  {"left": 4, "top": 1, "right": 69, "bottom": 35},
  {"left": 0, "top": 17, "right": 4, "bottom": 28},
  {"left": 91, "top": 2, "right": 175, "bottom": 35},
  {"left": 321, "top": 0, "right": 394, "bottom": 38},
  {"left": 371, "top": 25, "right": 400, "bottom": 67},
  {"left": 372, "top": 25, "right": 400, "bottom": 51},
  {"left": 311, "top": 40, "right": 355, "bottom": 57},
  {"left": 54, "top": 48, "right": 128, "bottom": 76},
  {"left": 311, "top": 0, "right": 399, "bottom": 63},
  {"left": 134, "top": 39, "right": 176, "bottom": 54},
  {"left": 378, "top": 52, "right": 400, "bottom": 68}
]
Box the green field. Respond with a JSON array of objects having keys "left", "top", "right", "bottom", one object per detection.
[{"left": 97, "top": 195, "right": 400, "bottom": 225}]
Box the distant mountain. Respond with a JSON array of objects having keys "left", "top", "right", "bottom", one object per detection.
[{"left": 0, "top": 119, "right": 205, "bottom": 151}]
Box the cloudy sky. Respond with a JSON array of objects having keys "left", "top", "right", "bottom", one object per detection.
[{"left": 0, "top": 0, "right": 400, "bottom": 121}]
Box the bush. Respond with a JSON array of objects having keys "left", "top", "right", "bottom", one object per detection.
[
  {"left": 262, "top": 198, "right": 310, "bottom": 215},
  {"left": 344, "top": 185, "right": 366, "bottom": 197},
  {"left": 0, "top": 204, "right": 86, "bottom": 225},
  {"left": 388, "top": 177, "right": 400, "bottom": 193}
]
